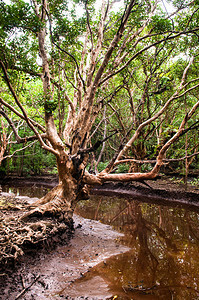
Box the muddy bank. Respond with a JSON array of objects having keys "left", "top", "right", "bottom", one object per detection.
[
  {"left": 0, "top": 214, "right": 129, "bottom": 300},
  {"left": 91, "top": 181, "right": 199, "bottom": 211},
  {"left": 0, "top": 175, "right": 59, "bottom": 188},
  {"left": 0, "top": 193, "right": 74, "bottom": 272},
  {"left": 0, "top": 175, "right": 198, "bottom": 272},
  {"left": 1, "top": 175, "right": 199, "bottom": 209},
  {"left": 0, "top": 177, "right": 199, "bottom": 299}
]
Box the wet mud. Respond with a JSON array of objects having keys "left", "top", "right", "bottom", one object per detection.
[
  {"left": 0, "top": 215, "right": 129, "bottom": 300},
  {"left": 0, "top": 177, "right": 199, "bottom": 299}
]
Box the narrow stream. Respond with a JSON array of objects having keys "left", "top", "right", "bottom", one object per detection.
[{"left": 1, "top": 185, "right": 199, "bottom": 299}]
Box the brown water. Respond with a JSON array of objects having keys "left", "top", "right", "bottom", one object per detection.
[
  {"left": 1, "top": 184, "right": 49, "bottom": 198},
  {"left": 1, "top": 185, "right": 199, "bottom": 299},
  {"left": 75, "top": 195, "right": 199, "bottom": 300}
]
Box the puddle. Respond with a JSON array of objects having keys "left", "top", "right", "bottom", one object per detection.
[{"left": 1, "top": 184, "right": 49, "bottom": 198}]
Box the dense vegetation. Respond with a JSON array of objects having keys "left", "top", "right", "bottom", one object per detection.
[
  {"left": 0, "top": 0, "right": 198, "bottom": 186},
  {"left": 0, "top": 0, "right": 199, "bottom": 269}
]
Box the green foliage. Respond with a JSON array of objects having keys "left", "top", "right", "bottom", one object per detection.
[
  {"left": 52, "top": 17, "right": 86, "bottom": 45},
  {"left": 150, "top": 15, "right": 173, "bottom": 33},
  {"left": 0, "top": 0, "right": 198, "bottom": 179},
  {"left": 45, "top": 97, "right": 58, "bottom": 114},
  {"left": 0, "top": 1, "right": 41, "bottom": 34},
  {"left": 115, "top": 164, "right": 129, "bottom": 174},
  {"left": 190, "top": 178, "right": 199, "bottom": 186},
  {"left": 73, "top": 0, "right": 95, "bottom": 5},
  {"left": 171, "top": 0, "right": 192, "bottom": 9},
  {"left": 0, "top": 141, "right": 57, "bottom": 176},
  {"left": 97, "top": 162, "right": 109, "bottom": 172}
]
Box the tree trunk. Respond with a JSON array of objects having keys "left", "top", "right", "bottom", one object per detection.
[{"left": 21, "top": 156, "right": 90, "bottom": 223}]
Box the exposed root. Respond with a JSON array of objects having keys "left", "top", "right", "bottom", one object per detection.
[
  {"left": 21, "top": 195, "right": 72, "bottom": 222},
  {"left": 29, "top": 184, "right": 63, "bottom": 207},
  {"left": 0, "top": 195, "right": 74, "bottom": 270}
]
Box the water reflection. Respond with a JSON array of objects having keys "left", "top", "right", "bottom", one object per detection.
[
  {"left": 1, "top": 184, "right": 49, "bottom": 198},
  {"left": 76, "top": 196, "right": 199, "bottom": 299},
  {"left": 1, "top": 185, "right": 199, "bottom": 299}
]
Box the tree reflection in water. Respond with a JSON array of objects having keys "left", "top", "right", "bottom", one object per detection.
[{"left": 76, "top": 195, "right": 199, "bottom": 299}]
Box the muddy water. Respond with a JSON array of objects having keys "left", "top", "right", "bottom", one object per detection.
[
  {"left": 2, "top": 185, "right": 199, "bottom": 299},
  {"left": 75, "top": 196, "right": 199, "bottom": 300},
  {"left": 1, "top": 184, "right": 49, "bottom": 198}
]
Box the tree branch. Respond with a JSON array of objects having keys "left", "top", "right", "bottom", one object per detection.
[
  {"left": 0, "top": 61, "right": 59, "bottom": 156},
  {"left": 99, "top": 28, "right": 199, "bottom": 85},
  {"left": 75, "top": 129, "right": 118, "bottom": 156},
  {"left": 0, "top": 97, "right": 45, "bottom": 132},
  {"left": 93, "top": 0, "right": 137, "bottom": 88},
  {"left": 0, "top": 109, "right": 21, "bottom": 143},
  {"left": 85, "top": 0, "right": 94, "bottom": 49},
  {"left": 3, "top": 141, "right": 38, "bottom": 161},
  {"left": 114, "top": 57, "right": 194, "bottom": 163},
  {"left": 45, "top": 8, "right": 86, "bottom": 92}
]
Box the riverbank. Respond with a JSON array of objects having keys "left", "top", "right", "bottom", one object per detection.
[
  {"left": 0, "top": 213, "right": 129, "bottom": 300},
  {"left": 1, "top": 174, "right": 199, "bottom": 210},
  {"left": 0, "top": 175, "right": 198, "bottom": 272},
  {"left": 1, "top": 173, "right": 198, "bottom": 193},
  {"left": 0, "top": 177, "right": 199, "bottom": 299}
]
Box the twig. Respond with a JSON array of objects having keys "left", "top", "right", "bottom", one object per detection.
[
  {"left": 20, "top": 274, "right": 26, "bottom": 289},
  {"left": 45, "top": 8, "right": 86, "bottom": 92},
  {"left": 110, "top": 204, "right": 129, "bottom": 224},
  {"left": 15, "top": 274, "right": 40, "bottom": 300},
  {"left": 3, "top": 141, "right": 37, "bottom": 160},
  {"left": 76, "top": 130, "right": 118, "bottom": 155}
]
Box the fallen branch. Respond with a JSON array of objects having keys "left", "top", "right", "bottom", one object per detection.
[{"left": 15, "top": 274, "right": 40, "bottom": 300}]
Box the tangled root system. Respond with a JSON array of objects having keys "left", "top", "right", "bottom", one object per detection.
[{"left": 0, "top": 195, "right": 73, "bottom": 271}]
